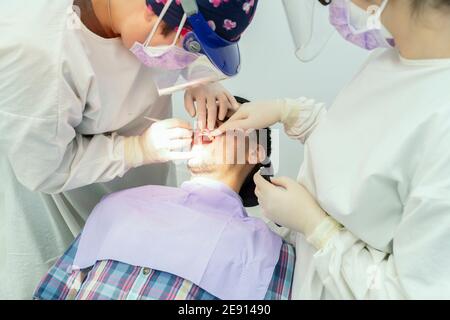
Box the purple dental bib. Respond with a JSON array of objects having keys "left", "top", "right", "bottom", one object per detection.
[{"left": 73, "top": 178, "right": 282, "bottom": 300}]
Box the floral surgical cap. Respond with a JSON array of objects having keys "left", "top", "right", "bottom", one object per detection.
[{"left": 146, "top": 0, "right": 259, "bottom": 41}]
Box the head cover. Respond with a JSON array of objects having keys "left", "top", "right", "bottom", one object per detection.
[
  {"left": 329, "top": 0, "right": 395, "bottom": 50},
  {"left": 141, "top": 0, "right": 259, "bottom": 95},
  {"left": 146, "top": 0, "right": 259, "bottom": 42}
]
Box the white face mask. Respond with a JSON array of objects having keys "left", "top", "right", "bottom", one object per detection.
[
  {"left": 349, "top": 1, "right": 393, "bottom": 38},
  {"left": 349, "top": 1, "right": 369, "bottom": 30}
]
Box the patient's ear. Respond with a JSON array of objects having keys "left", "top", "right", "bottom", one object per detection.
[{"left": 248, "top": 144, "right": 266, "bottom": 165}]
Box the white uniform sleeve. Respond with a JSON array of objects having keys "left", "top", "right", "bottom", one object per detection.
[
  {"left": 1, "top": 34, "right": 128, "bottom": 194},
  {"left": 281, "top": 98, "right": 327, "bottom": 144},
  {"left": 309, "top": 113, "right": 450, "bottom": 299},
  {"left": 6, "top": 90, "right": 128, "bottom": 195}
]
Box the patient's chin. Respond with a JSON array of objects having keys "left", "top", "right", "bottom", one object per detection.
[
  {"left": 187, "top": 163, "right": 217, "bottom": 175},
  {"left": 187, "top": 156, "right": 217, "bottom": 174},
  {"left": 188, "top": 142, "right": 227, "bottom": 174}
]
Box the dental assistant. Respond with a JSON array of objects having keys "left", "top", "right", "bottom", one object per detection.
[
  {"left": 0, "top": 0, "right": 258, "bottom": 299},
  {"left": 218, "top": 0, "right": 450, "bottom": 299}
]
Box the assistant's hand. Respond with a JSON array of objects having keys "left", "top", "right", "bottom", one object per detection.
[
  {"left": 254, "top": 172, "right": 328, "bottom": 238},
  {"left": 184, "top": 82, "right": 239, "bottom": 131},
  {"left": 125, "top": 118, "right": 193, "bottom": 167},
  {"left": 212, "top": 99, "right": 288, "bottom": 136}
]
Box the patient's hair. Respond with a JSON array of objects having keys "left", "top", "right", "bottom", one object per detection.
[{"left": 234, "top": 96, "right": 273, "bottom": 208}]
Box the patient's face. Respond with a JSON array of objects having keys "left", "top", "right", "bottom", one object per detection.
[{"left": 188, "top": 120, "right": 261, "bottom": 175}]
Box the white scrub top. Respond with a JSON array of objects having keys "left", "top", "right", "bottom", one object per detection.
[
  {"left": 286, "top": 49, "right": 450, "bottom": 299},
  {"left": 0, "top": 0, "right": 175, "bottom": 299}
]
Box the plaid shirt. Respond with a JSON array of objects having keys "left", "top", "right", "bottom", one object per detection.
[{"left": 34, "top": 237, "right": 295, "bottom": 300}]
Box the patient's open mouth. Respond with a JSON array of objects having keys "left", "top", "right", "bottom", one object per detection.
[{"left": 194, "top": 130, "right": 215, "bottom": 146}]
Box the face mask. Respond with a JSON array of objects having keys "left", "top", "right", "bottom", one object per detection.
[
  {"left": 130, "top": 0, "right": 200, "bottom": 70},
  {"left": 329, "top": 0, "right": 395, "bottom": 50}
]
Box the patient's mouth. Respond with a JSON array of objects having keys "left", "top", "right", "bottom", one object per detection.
[
  {"left": 193, "top": 130, "right": 215, "bottom": 146},
  {"left": 201, "top": 135, "right": 214, "bottom": 144}
]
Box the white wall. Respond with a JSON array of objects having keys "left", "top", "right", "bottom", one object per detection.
[{"left": 172, "top": 0, "right": 370, "bottom": 184}]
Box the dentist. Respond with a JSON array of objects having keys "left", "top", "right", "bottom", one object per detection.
[
  {"left": 0, "top": 0, "right": 258, "bottom": 299},
  {"left": 217, "top": 0, "right": 450, "bottom": 299}
]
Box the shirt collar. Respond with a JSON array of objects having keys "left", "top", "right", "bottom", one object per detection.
[{"left": 181, "top": 177, "right": 246, "bottom": 216}]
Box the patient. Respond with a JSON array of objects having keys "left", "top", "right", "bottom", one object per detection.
[{"left": 34, "top": 97, "right": 295, "bottom": 301}]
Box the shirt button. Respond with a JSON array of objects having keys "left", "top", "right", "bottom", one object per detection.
[{"left": 142, "top": 268, "right": 151, "bottom": 276}]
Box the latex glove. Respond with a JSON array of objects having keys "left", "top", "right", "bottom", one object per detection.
[
  {"left": 254, "top": 172, "right": 329, "bottom": 239},
  {"left": 125, "top": 118, "right": 193, "bottom": 168},
  {"left": 212, "top": 99, "right": 289, "bottom": 136},
  {"left": 184, "top": 82, "right": 239, "bottom": 131}
]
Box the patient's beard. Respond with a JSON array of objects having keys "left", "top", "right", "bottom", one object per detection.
[{"left": 187, "top": 162, "right": 219, "bottom": 176}]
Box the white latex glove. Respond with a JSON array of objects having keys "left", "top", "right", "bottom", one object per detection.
[
  {"left": 213, "top": 99, "right": 289, "bottom": 136},
  {"left": 254, "top": 171, "right": 330, "bottom": 239},
  {"left": 184, "top": 82, "right": 239, "bottom": 131},
  {"left": 125, "top": 118, "right": 193, "bottom": 168}
]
